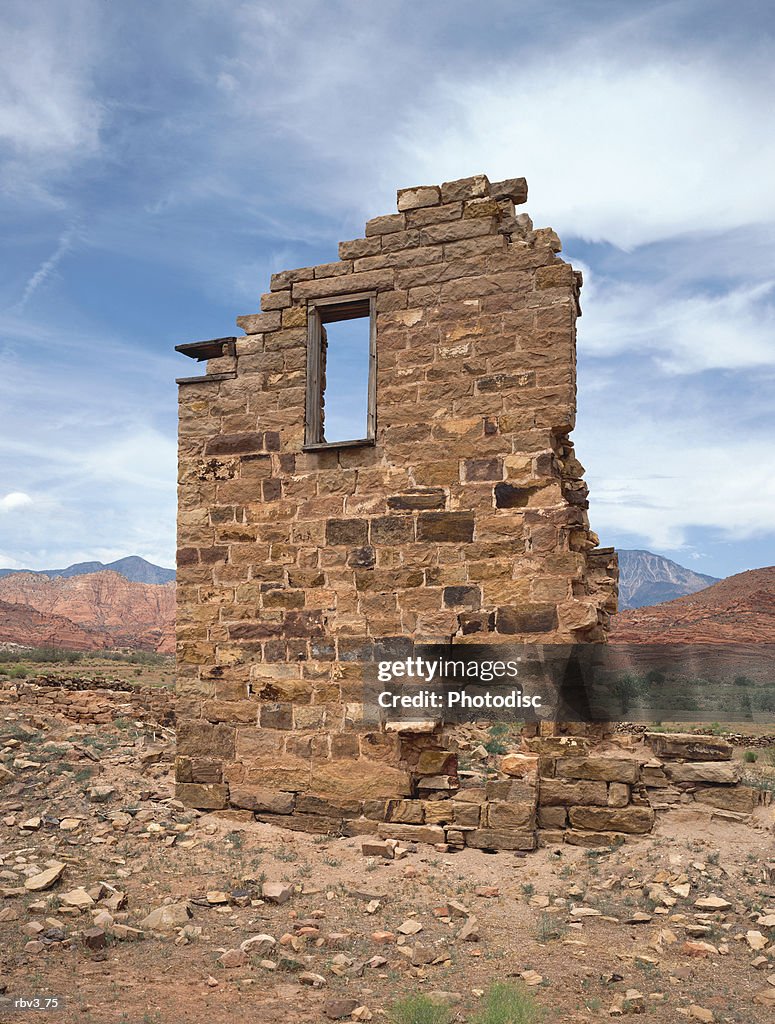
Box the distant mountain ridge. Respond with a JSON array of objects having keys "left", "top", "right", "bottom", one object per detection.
[
  {"left": 0, "top": 571, "right": 175, "bottom": 653},
  {"left": 0, "top": 555, "right": 175, "bottom": 586},
  {"left": 611, "top": 565, "right": 775, "bottom": 644},
  {"left": 617, "top": 549, "right": 720, "bottom": 610}
]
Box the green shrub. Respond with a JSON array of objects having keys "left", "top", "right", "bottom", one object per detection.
[
  {"left": 744, "top": 751, "right": 758, "bottom": 763},
  {"left": 472, "top": 982, "right": 542, "bottom": 1024},
  {"left": 389, "top": 995, "right": 452, "bottom": 1024},
  {"left": 9, "top": 666, "right": 28, "bottom": 679}
]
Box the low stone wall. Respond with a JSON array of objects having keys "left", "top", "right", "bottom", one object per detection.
[
  {"left": 181, "top": 727, "right": 760, "bottom": 850},
  {"left": 0, "top": 678, "right": 174, "bottom": 727},
  {"left": 641, "top": 731, "right": 759, "bottom": 815}
]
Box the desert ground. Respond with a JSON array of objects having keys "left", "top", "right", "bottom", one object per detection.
[{"left": 1, "top": 664, "right": 775, "bottom": 1023}]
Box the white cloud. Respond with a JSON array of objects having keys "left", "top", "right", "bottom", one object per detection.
[
  {"left": 13, "top": 226, "right": 78, "bottom": 309},
  {"left": 0, "top": 3, "right": 103, "bottom": 199},
  {"left": 575, "top": 266, "right": 775, "bottom": 373},
  {"left": 384, "top": 56, "right": 775, "bottom": 250},
  {"left": 577, "top": 396, "right": 775, "bottom": 551},
  {"left": 0, "top": 492, "right": 32, "bottom": 512}
]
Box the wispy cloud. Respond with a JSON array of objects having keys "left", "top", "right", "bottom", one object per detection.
[
  {"left": 13, "top": 226, "right": 78, "bottom": 310},
  {"left": 576, "top": 268, "right": 775, "bottom": 374},
  {"left": 0, "top": 2, "right": 104, "bottom": 202}
]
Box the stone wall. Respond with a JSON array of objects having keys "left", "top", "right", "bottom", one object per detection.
[
  {"left": 175, "top": 173, "right": 621, "bottom": 848},
  {"left": 0, "top": 679, "right": 174, "bottom": 727}
]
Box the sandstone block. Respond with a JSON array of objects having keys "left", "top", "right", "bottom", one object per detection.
[
  {"left": 496, "top": 605, "right": 558, "bottom": 634},
  {"left": 452, "top": 802, "right": 481, "bottom": 827},
  {"left": 416, "top": 750, "right": 456, "bottom": 775},
  {"left": 537, "top": 806, "right": 567, "bottom": 829},
  {"left": 564, "top": 830, "right": 628, "bottom": 849},
  {"left": 539, "top": 779, "right": 608, "bottom": 806},
  {"left": 568, "top": 805, "right": 655, "bottom": 834},
  {"left": 382, "top": 798, "right": 419, "bottom": 823},
  {"left": 555, "top": 757, "right": 640, "bottom": 784},
  {"left": 176, "top": 783, "right": 228, "bottom": 809},
  {"left": 377, "top": 823, "right": 445, "bottom": 845},
  {"left": 500, "top": 752, "right": 539, "bottom": 778},
  {"left": 646, "top": 733, "right": 733, "bottom": 761},
  {"left": 466, "top": 828, "right": 536, "bottom": 851},
  {"left": 440, "top": 175, "right": 490, "bottom": 202},
  {"left": 490, "top": 177, "right": 528, "bottom": 204},
  {"left": 608, "top": 783, "right": 630, "bottom": 807},
  {"left": 311, "top": 761, "right": 412, "bottom": 800},
  {"left": 664, "top": 762, "right": 741, "bottom": 784},
  {"left": 487, "top": 801, "right": 535, "bottom": 829},
  {"left": 416, "top": 512, "right": 475, "bottom": 542},
  {"left": 693, "top": 785, "right": 755, "bottom": 814},
  {"left": 397, "top": 186, "right": 441, "bottom": 211},
  {"left": 229, "top": 786, "right": 295, "bottom": 814}
]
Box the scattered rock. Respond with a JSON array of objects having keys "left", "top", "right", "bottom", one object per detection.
[
  {"left": 218, "top": 948, "right": 248, "bottom": 968},
  {"left": 520, "top": 970, "right": 543, "bottom": 985},
  {"left": 323, "top": 997, "right": 360, "bottom": 1019},
  {"left": 240, "top": 934, "right": 276, "bottom": 956},
  {"left": 140, "top": 903, "right": 192, "bottom": 931},
  {"left": 747, "top": 931, "right": 768, "bottom": 950},
  {"left": 397, "top": 919, "right": 423, "bottom": 936},
  {"left": 81, "top": 927, "right": 107, "bottom": 950},
  {"left": 87, "top": 785, "right": 116, "bottom": 803},
  {"left": 457, "top": 916, "right": 479, "bottom": 942},
  {"left": 299, "top": 971, "right": 326, "bottom": 988},
  {"left": 361, "top": 840, "right": 394, "bottom": 859},
  {"left": 682, "top": 941, "right": 718, "bottom": 957},
  {"left": 689, "top": 1006, "right": 714, "bottom": 1022},
  {"left": 24, "top": 862, "right": 65, "bottom": 892},
  {"left": 60, "top": 888, "right": 94, "bottom": 910},
  {"left": 261, "top": 882, "right": 293, "bottom": 905},
  {"left": 111, "top": 924, "right": 144, "bottom": 941},
  {"left": 694, "top": 896, "right": 731, "bottom": 910}
]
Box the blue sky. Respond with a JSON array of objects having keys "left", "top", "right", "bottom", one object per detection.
[{"left": 0, "top": 0, "right": 773, "bottom": 580}]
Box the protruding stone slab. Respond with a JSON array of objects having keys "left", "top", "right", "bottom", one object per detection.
[
  {"left": 664, "top": 762, "right": 741, "bottom": 784},
  {"left": 539, "top": 779, "right": 608, "bottom": 807},
  {"left": 694, "top": 786, "right": 756, "bottom": 814},
  {"left": 555, "top": 757, "right": 639, "bottom": 784},
  {"left": 568, "top": 805, "right": 655, "bottom": 834},
  {"left": 645, "top": 733, "right": 733, "bottom": 761},
  {"left": 465, "top": 827, "right": 536, "bottom": 851}
]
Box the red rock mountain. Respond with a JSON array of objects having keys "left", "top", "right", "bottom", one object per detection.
[
  {"left": 0, "top": 599, "right": 111, "bottom": 651},
  {"left": 0, "top": 571, "right": 175, "bottom": 653},
  {"left": 610, "top": 566, "right": 775, "bottom": 644}
]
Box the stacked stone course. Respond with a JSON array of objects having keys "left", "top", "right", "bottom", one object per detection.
[{"left": 175, "top": 172, "right": 626, "bottom": 848}]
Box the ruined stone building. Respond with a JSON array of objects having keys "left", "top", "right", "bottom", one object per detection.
[{"left": 175, "top": 173, "right": 632, "bottom": 849}]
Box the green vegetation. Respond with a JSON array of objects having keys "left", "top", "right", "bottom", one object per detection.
[
  {"left": 389, "top": 995, "right": 452, "bottom": 1024},
  {"left": 472, "top": 983, "right": 542, "bottom": 1024},
  {"left": 743, "top": 750, "right": 758, "bottom": 763},
  {"left": 535, "top": 911, "right": 567, "bottom": 942},
  {"left": 389, "top": 984, "right": 542, "bottom": 1024}
]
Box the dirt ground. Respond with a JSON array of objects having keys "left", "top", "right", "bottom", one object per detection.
[{"left": 2, "top": 692, "right": 775, "bottom": 1024}]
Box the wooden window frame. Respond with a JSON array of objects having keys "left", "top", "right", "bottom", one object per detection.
[{"left": 303, "top": 291, "right": 377, "bottom": 451}]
